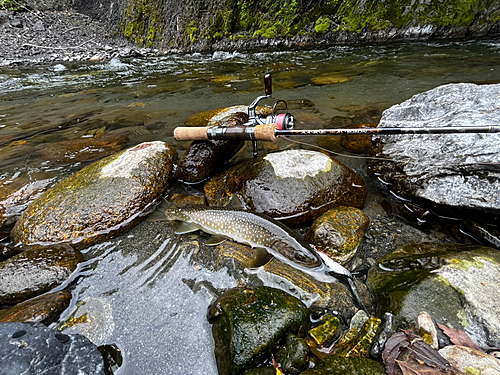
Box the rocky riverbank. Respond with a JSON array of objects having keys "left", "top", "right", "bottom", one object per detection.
[{"left": 0, "top": 9, "right": 150, "bottom": 66}]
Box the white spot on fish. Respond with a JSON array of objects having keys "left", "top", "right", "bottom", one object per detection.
[{"left": 264, "top": 150, "right": 332, "bottom": 179}]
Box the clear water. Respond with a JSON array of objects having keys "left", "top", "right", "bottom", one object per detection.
[
  {"left": 2, "top": 39, "right": 500, "bottom": 374},
  {"left": 2, "top": 39, "right": 500, "bottom": 189}
]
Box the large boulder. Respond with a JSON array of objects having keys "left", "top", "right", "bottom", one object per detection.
[
  {"left": 367, "top": 242, "right": 500, "bottom": 348},
  {"left": 12, "top": 141, "right": 177, "bottom": 247},
  {"left": 204, "top": 149, "right": 366, "bottom": 226},
  {"left": 0, "top": 322, "right": 105, "bottom": 374},
  {"left": 369, "top": 83, "right": 500, "bottom": 218}
]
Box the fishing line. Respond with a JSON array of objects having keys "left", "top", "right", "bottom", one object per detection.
[{"left": 278, "top": 136, "right": 500, "bottom": 167}]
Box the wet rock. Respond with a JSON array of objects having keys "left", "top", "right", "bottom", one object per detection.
[
  {"left": 306, "top": 207, "right": 370, "bottom": 264},
  {"left": 416, "top": 311, "right": 438, "bottom": 349},
  {"left": 0, "top": 178, "right": 53, "bottom": 228},
  {"left": 38, "top": 133, "right": 129, "bottom": 164},
  {"left": 257, "top": 258, "right": 357, "bottom": 320},
  {"left": 332, "top": 311, "right": 381, "bottom": 358},
  {"left": 370, "top": 312, "right": 396, "bottom": 359},
  {"left": 308, "top": 313, "right": 341, "bottom": 346},
  {"left": 300, "top": 355, "right": 387, "bottom": 375},
  {"left": 0, "top": 290, "right": 71, "bottom": 325},
  {"left": 367, "top": 242, "right": 500, "bottom": 348},
  {"left": 275, "top": 333, "right": 309, "bottom": 374},
  {"left": 183, "top": 105, "right": 271, "bottom": 127},
  {"left": 176, "top": 112, "right": 247, "bottom": 183},
  {"left": 285, "top": 99, "right": 316, "bottom": 110},
  {"left": 311, "top": 74, "right": 350, "bottom": 85},
  {"left": 245, "top": 368, "right": 275, "bottom": 375},
  {"left": 207, "top": 286, "right": 309, "bottom": 375},
  {"left": 368, "top": 83, "right": 500, "bottom": 218},
  {"left": 204, "top": 149, "right": 366, "bottom": 226},
  {"left": 0, "top": 244, "right": 82, "bottom": 305},
  {"left": 0, "top": 322, "right": 105, "bottom": 374},
  {"left": 439, "top": 345, "right": 500, "bottom": 375},
  {"left": 12, "top": 141, "right": 177, "bottom": 247},
  {"left": 0, "top": 244, "right": 23, "bottom": 262},
  {"left": 340, "top": 123, "right": 378, "bottom": 154}
]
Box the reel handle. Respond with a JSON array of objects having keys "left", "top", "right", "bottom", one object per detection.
[{"left": 173, "top": 123, "right": 278, "bottom": 142}]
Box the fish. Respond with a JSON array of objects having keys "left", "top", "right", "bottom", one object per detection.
[{"left": 161, "top": 205, "right": 352, "bottom": 279}]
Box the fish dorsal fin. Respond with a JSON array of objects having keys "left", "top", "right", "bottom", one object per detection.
[
  {"left": 175, "top": 222, "right": 199, "bottom": 234},
  {"left": 205, "top": 235, "right": 227, "bottom": 246},
  {"left": 225, "top": 194, "right": 247, "bottom": 209}
]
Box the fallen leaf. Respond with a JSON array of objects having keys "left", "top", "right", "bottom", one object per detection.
[
  {"left": 437, "top": 324, "right": 483, "bottom": 352},
  {"left": 397, "top": 355, "right": 460, "bottom": 375},
  {"left": 383, "top": 331, "right": 452, "bottom": 375}
]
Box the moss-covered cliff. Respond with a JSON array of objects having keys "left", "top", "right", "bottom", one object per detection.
[{"left": 74, "top": 0, "right": 500, "bottom": 51}]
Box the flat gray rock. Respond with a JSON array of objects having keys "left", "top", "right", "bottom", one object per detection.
[
  {"left": 0, "top": 322, "right": 105, "bottom": 375},
  {"left": 370, "top": 83, "right": 500, "bottom": 215}
]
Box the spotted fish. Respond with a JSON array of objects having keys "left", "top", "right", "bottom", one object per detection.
[{"left": 163, "top": 205, "right": 351, "bottom": 278}]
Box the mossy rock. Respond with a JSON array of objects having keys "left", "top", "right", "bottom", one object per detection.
[
  {"left": 204, "top": 149, "right": 366, "bottom": 226},
  {"left": 0, "top": 244, "right": 83, "bottom": 305},
  {"left": 208, "top": 286, "right": 309, "bottom": 375},
  {"left": 0, "top": 290, "right": 71, "bottom": 325},
  {"left": 300, "top": 355, "right": 387, "bottom": 375},
  {"left": 12, "top": 142, "right": 177, "bottom": 247},
  {"left": 275, "top": 333, "right": 309, "bottom": 374},
  {"left": 306, "top": 207, "right": 370, "bottom": 264},
  {"left": 260, "top": 258, "right": 357, "bottom": 320},
  {"left": 366, "top": 242, "right": 500, "bottom": 348}
]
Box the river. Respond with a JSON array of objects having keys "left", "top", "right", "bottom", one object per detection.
[{"left": 1, "top": 39, "right": 500, "bottom": 374}]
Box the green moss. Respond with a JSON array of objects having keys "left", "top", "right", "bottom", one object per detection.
[
  {"left": 121, "top": 0, "right": 163, "bottom": 47},
  {"left": 0, "top": 0, "right": 25, "bottom": 11},
  {"left": 315, "top": 17, "right": 331, "bottom": 34},
  {"left": 186, "top": 21, "right": 198, "bottom": 45}
]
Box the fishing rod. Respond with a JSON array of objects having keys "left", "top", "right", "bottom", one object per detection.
[{"left": 173, "top": 74, "right": 500, "bottom": 157}]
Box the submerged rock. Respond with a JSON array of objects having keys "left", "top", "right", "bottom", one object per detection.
[
  {"left": 0, "top": 322, "right": 105, "bottom": 374},
  {"left": 204, "top": 149, "right": 366, "bottom": 226},
  {"left": 207, "top": 286, "right": 309, "bottom": 375},
  {"left": 176, "top": 112, "right": 247, "bottom": 183},
  {"left": 213, "top": 241, "right": 357, "bottom": 320},
  {"left": 0, "top": 178, "right": 53, "bottom": 228},
  {"left": 306, "top": 207, "right": 370, "bottom": 264},
  {"left": 367, "top": 242, "right": 500, "bottom": 348},
  {"left": 369, "top": 83, "right": 500, "bottom": 218},
  {"left": 12, "top": 141, "right": 177, "bottom": 247},
  {"left": 39, "top": 133, "right": 129, "bottom": 164},
  {"left": 0, "top": 244, "right": 82, "bottom": 305},
  {"left": 258, "top": 258, "right": 357, "bottom": 320},
  {"left": 0, "top": 290, "right": 71, "bottom": 325},
  {"left": 183, "top": 105, "right": 270, "bottom": 127}
]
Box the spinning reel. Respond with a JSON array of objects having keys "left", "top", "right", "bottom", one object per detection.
[{"left": 191, "top": 73, "right": 294, "bottom": 157}]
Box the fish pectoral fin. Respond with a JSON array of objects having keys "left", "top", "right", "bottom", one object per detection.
[
  {"left": 249, "top": 247, "right": 273, "bottom": 268},
  {"left": 205, "top": 235, "right": 227, "bottom": 246},
  {"left": 175, "top": 222, "right": 199, "bottom": 234}
]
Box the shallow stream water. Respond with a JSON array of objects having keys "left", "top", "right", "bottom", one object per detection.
[{"left": 2, "top": 39, "right": 500, "bottom": 374}]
